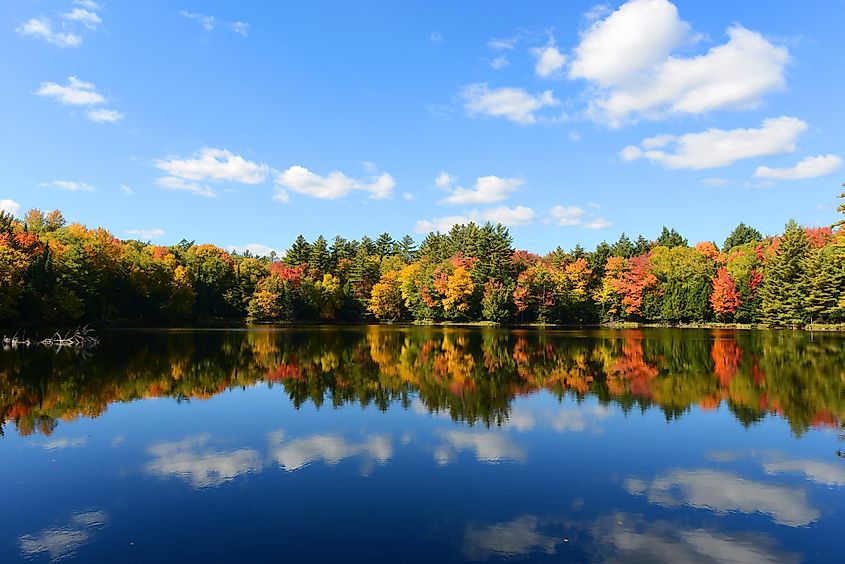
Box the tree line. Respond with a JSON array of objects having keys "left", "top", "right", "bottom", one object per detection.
[{"left": 0, "top": 190, "right": 843, "bottom": 328}]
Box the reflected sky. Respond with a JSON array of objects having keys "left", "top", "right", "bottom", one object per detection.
[{"left": 1, "top": 327, "right": 843, "bottom": 562}]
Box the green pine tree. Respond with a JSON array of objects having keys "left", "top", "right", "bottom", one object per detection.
[
  {"left": 285, "top": 235, "right": 311, "bottom": 267},
  {"left": 760, "top": 220, "right": 810, "bottom": 327}
]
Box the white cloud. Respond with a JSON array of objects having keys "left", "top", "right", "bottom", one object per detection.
[
  {"left": 489, "top": 56, "right": 509, "bottom": 70},
  {"left": 463, "top": 83, "right": 559, "bottom": 125},
  {"left": 701, "top": 177, "right": 732, "bottom": 187},
  {"left": 531, "top": 39, "right": 566, "bottom": 78},
  {"left": 430, "top": 31, "right": 444, "bottom": 43},
  {"left": 230, "top": 21, "right": 249, "bottom": 36},
  {"left": 75, "top": 1, "right": 101, "bottom": 9},
  {"left": 435, "top": 430, "right": 525, "bottom": 465},
  {"left": 156, "top": 176, "right": 216, "bottom": 198},
  {"left": 755, "top": 154, "right": 842, "bottom": 180},
  {"left": 626, "top": 468, "right": 820, "bottom": 527},
  {"left": 0, "top": 199, "right": 21, "bottom": 215},
  {"left": 181, "top": 10, "right": 215, "bottom": 31},
  {"left": 570, "top": 1, "right": 789, "bottom": 125},
  {"left": 155, "top": 148, "right": 268, "bottom": 197},
  {"left": 441, "top": 175, "right": 522, "bottom": 205},
  {"left": 36, "top": 77, "right": 105, "bottom": 105},
  {"left": 43, "top": 180, "right": 95, "bottom": 192},
  {"left": 120, "top": 184, "right": 134, "bottom": 195},
  {"left": 584, "top": 217, "right": 613, "bottom": 229},
  {"left": 16, "top": 18, "right": 82, "bottom": 48},
  {"left": 402, "top": 192, "right": 414, "bottom": 201},
  {"left": 415, "top": 205, "right": 535, "bottom": 233},
  {"left": 86, "top": 108, "right": 123, "bottom": 123},
  {"left": 276, "top": 165, "right": 395, "bottom": 200},
  {"left": 549, "top": 205, "right": 612, "bottom": 229},
  {"left": 483, "top": 206, "right": 535, "bottom": 226},
  {"left": 550, "top": 205, "right": 585, "bottom": 226},
  {"left": 19, "top": 511, "right": 108, "bottom": 562},
  {"left": 571, "top": 0, "right": 691, "bottom": 87},
  {"left": 146, "top": 434, "right": 261, "bottom": 488},
  {"left": 435, "top": 171, "right": 455, "bottom": 189},
  {"left": 126, "top": 228, "right": 165, "bottom": 240},
  {"left": 63, "top": 8, "right": 101, "bottom": 30},
  {"left": 229, "top": 243, "right": 282, "bottom": 258},
  {"left": 621, "top": 116, "right": 807, "bottom": 169}
]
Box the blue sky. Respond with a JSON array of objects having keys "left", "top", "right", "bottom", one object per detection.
[{"left": 1, "top": 0, "right": 843, "bottom": 255}]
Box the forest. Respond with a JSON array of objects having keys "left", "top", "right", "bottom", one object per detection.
[{"left": 1, "top": 189, "right": 843, "bottom": 328}]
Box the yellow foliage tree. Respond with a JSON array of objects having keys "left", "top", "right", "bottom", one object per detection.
[
  {"left": 369, "top": 270, "right": 403, "bottom": 319},
  {"left": 442, "top": 266, "right": 474, "bottom": 314}
]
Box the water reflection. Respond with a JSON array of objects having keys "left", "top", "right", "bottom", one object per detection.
[
  {"left": 625, "top": 469, "right": 819, "bottom": 527},
  {"left": 2, "top": 327, "right": 843, "bottom": 438},
  {"left": 18, "top": 511, "right": 108, "bottom": 562},
  {"left": 267, "top": 431, "right": 392, "bottom": 473},
  {"left": 146, "top": 434, "right": 262, "bottom": 488}
]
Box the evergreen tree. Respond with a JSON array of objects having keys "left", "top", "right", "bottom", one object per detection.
[
  {"left": 286, "top": 235, "right": 311, "bottom": 267},
  {"left": 309, "top": 235, "right": 331, "bottom": 273},
  {"left": 571, "top": 244, "right": 586, "bottom": 261},
  {"left": 612, "top": 233, "right": 634, "bottom": 257},
  {"left": 723, "top": 223, "right": 763, "bottom": 251},
  {"left": 398, "top": 235, "right": 417, "bottom": 263},
  {"left": 330, "top": 236, "right": 351, "bottom": 265},
  {"left": 375, "top": 232, "right": 395, "bottom": 257},
  {"left": 656, "top": 227, "right": 688, "bottom": 248},
  {"left": 833, "top": 183, "right": 844, "bottom": 228},
  {"left": 760, "top": 220, "right": 810, "bottom": 327},
  {"left": 803, "top": 246, "right": 844, "bottom": 323},
  {"left": 633, "top": 235, "right": 650, "bottom": 256}
]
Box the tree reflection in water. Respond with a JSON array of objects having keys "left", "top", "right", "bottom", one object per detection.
[{"left": 1, "top": 327, "right": 843, "bottom": 437}]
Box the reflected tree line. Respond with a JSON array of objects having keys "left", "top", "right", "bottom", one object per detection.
[{"left": 1, "top": 328, "right": 843, "bottom": 437}]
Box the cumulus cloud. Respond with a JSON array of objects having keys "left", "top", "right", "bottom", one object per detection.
[
  {"left": 155, "top": 147, "right": 268, "bottom": 197},
  {"left": 755, "top": 154, "right": 842, "bottom": 180},
  {"left": 126, "top": 228, "right": 165, "bottom": 240},
  {"left": 621, "top": 116, "right": 807, "bottom": 169},
  {"left": 275, "top": 165, "right": 395, "bottom": 200},
  {"left": 626, "top": 468, "right": 820, "bottom": 527},
  {"left": 36, "top": 77, "right": 105, "bottom": 105},
  {"left": 35, "top": 77, "right": 122, "bottom": 123},
  {"left": 19, "top": 511, "right": 108, "bottom": 562},
  {"left": 550, "top": 205, "right": 611, "bottom": 229},
  {"left": 463, "top": 83, "right": 559, "bottom": 125},
  {"left": 16, "top": 18, "right": 82, "bottom": 48},
  {"left": 86, "top": 108, "right": 124, "bottom": 123},
  {"left": 42, "top": 180, "right": 95, "bottom": 192},
  {"left": 415, "top": 206, "right": 535, "bottom": 233},
  {"left": 146, "top": 434, "right": 261, "bottom": 488},
  {"left": 570, "top": 0, "right": 789, "bottom": 125},
  {"left": 531, "top": 39, "right": 566, "bottom": 78},
  {"left": 1, "top": 199, "right": 21, "bottom": 215},
  {"left": 63, "top": 8, "right": 101, "bottom": 29},
  {"left": 440, "top": 175, "right": 523, "bottom": 205}
]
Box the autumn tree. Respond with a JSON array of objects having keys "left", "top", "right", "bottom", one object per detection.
[
  {"left": 710, "top": 268, "right": 741, "bottom": 321},
  {"left": 723, "top": 223, "right": 762, "bottom": 251}
]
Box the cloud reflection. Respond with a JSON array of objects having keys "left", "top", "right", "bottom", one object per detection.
[
  {"left": 267, "top": 431, "right": 392, "bottom": 473},
  {"left": 19, "top": 511, "right": 108, "bottom": 562},
  {"left": 462, "top": 515, "right": 559, "bottom": 561},
  {"left": 626, "top": 469, "right": 819, "bottom": 527},
  {"left": 145, "top": 434, "right": 261, "bottom": 488},
  {"left": 435, "top": 430, "right": 525, "bottom": 465}
]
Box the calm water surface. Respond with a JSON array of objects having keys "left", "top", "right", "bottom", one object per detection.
[{"left": 1, "top": 327, "right": 843, "bottom": 563}]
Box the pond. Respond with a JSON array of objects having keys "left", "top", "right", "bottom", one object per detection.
[{"left": 1, "top": 327, "right": 843, "bottom": 563}]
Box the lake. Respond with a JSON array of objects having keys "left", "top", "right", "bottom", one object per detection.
[{"left": 1, "top": 327, "right": 843, "bottom": 563}]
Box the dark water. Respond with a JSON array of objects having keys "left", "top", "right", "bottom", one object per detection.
[{"left": 1, "top": 327, "right": 843, "bottom": 563}]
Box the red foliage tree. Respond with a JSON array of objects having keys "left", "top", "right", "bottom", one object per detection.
[{"left": 710, "top": 267, "right": 741, "bottom": 318}]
